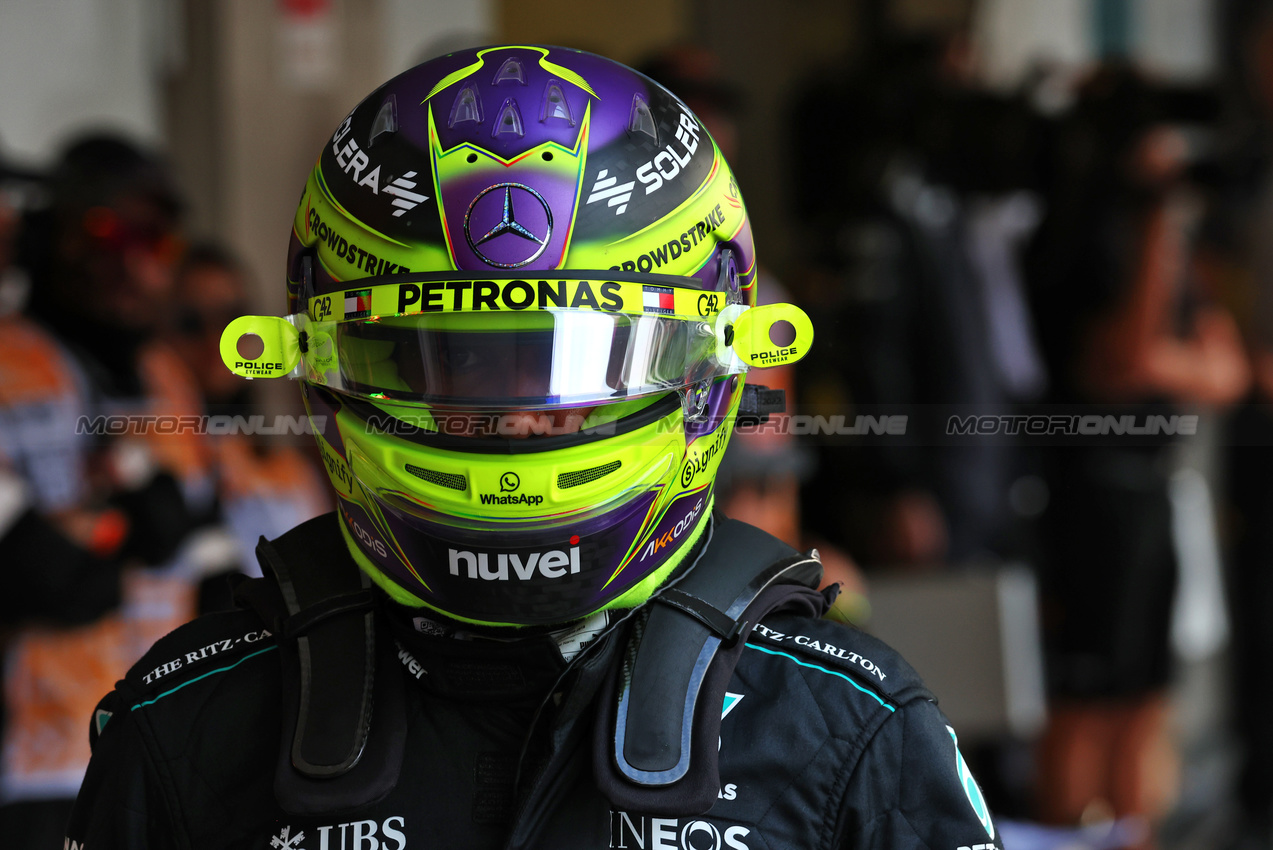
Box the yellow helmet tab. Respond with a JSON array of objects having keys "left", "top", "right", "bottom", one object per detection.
[
  {"left": 730, "top": 303, "right": 814, "bottom": 368},
  {"left": 219, "top": 315, "right": 303, "bottom": 379}
]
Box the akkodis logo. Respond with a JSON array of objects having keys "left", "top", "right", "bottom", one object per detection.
[{"left": 639, "top": 498, "right": 704, "bottom": 562}]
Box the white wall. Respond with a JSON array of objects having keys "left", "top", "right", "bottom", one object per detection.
[
  {"left": 382, "top": 0, "right": 491, "bottom": 78},
  {"left": 974, "top": 0, "right": 1092, "bottom": 90},
  {"left": 1138, "top": 0, "right": 1215, "bottom": 81},
  {"left": 0, "top": 0, "right": 493, "bottom": 166},
  {"left": 0, "top": 0, "right": 171, "bottom": 165},
  {"left": 974, "top": 0, "right": 1218, "bottom": 90}
]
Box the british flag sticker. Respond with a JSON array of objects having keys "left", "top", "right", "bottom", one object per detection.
[
  {"left": 344, "top": 288, "right": 372, "bottom": 320},
  {"left": 642, "top": 285, "right": 676, "bottom": 316}
]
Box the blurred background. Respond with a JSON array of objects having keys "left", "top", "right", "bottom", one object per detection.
[{"left": 4, "top": 0, "right": 1273, "bottom": 848}]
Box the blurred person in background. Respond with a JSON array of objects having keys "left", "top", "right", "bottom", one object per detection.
[
  {"left": 0, "top": 143, "right": 39, "bottom": 316},
  {"left": 161, "top": 242, "right": 329, "bottom": 611},
  {"left": 0, "top": 133, "right": 213, "bottom": 847},
  {"left": 1025, "top": 65, "right": 1249, "bottom": 845},
  {"left": 640, "top": 45, "right": 866, "bottom": 621},
  {"left": 792, "top": 33, "right": 1048, "bottom": 575},
  {"left": 787, "top": 33, "right": 1053, "bottom": 824},
  {"left": 0, "top": 146, "right": 142, "bottom": 643},
  {"left": 1220, "top": 2, "right": 1273, "bottom": 846}
]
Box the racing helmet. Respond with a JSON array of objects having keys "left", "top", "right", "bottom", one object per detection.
[{"left": 222, "top": 46, "right": 811, "bottom": 627}]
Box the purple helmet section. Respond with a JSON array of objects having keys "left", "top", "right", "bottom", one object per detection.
[
  {"left": 289, "top": 44, "right": 736, "bottom": 308},
  {"left": 391, "top": 47, "right": 642, "bottom": 158},
  {"left": 445, "top": 176, "right": 572, "bottom": 271},
  {"left": 684, "top": 377, "right": 739, "bottom": 440}
]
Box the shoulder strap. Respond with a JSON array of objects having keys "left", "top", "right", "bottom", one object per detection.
[
  {"left": 593, "top": 517, "right": 827, "bottom": 815},
  {"left": 245, "top": 513, "right": 407, "bottom": 815}
]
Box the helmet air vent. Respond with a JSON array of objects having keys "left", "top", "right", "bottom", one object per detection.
[
  {"left": 405, "top": 465, "right": 468, "bottom": 491},
  {"left": 369, "top": 95, "right": 398, "bottom": 147},
  {"left": 492, "top": 98, "right": 526, "bottom": 138},
  {"left": 558, "top": 460, "right": 622, "bottom": 489},
  {"left": 448, "top": 83, "right": 484, "bottom": 128},
  {"left": 540, "top": 81, "right": 575, "bottom": 126},
  {"left": 628, "top": 94, "right": 658, "bottom": 144},
  {"left": 493, "top": 57, "right": 526, "bottom": 85}
]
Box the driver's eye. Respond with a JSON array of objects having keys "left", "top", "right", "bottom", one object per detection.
[{"left": 444, "top": 347, "right": 481, "bottom": 370}]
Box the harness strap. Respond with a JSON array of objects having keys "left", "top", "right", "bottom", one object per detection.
[
  {"left": 652, "top": 588, "right": 746, "bottom": 646},
  {"left": 247, "top": 513, "right": 406, "bottom": 815},
  {"left": 593, "top": 517, "right": 827, "bottom": 815},
  {"left": 281, "top": 589, "right": 376, "bottom": 641}
]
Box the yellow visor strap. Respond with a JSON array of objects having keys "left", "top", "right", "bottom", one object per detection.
[{"left": 305, "top": 274, "right": 727, "bottom": 323}]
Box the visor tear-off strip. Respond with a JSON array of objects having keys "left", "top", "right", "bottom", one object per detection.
[{"left": 303, "top": 269, "right": 728, "bottom": 322}]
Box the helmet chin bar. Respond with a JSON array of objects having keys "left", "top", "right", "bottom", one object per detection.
[{"left": 319, "top": 387, "right": 722, "bottom": 626}]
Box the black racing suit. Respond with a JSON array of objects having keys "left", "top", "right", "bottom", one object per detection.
[{"left": 66, "top": 515, "right": 1004, "bottom": 850}]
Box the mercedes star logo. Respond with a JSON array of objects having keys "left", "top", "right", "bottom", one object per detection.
[{"left": 463, "top": 182, "right": 553, "bottom": 269}]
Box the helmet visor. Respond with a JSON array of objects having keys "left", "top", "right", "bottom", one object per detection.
[{"left": 316, "top": 310, "right": 734, "bottom": 408}]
